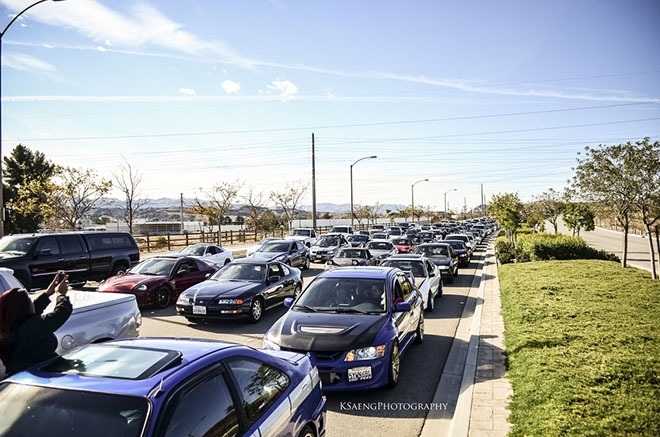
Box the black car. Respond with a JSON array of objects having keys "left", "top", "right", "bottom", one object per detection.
[
  {"left": 176, "top": 259, "right": 303, "bottom": 323},
  {"left": 442, "top": 239, "right": 471, "bottom": 267},
  {"left": 346, "top": 234, "right": 370, "bottom": 247},
  {"left": 411, "top": 243, "right": 459, "bottom": 283},
  {"left": 248, "top": 239, "right": 311, "bottom": 270}
]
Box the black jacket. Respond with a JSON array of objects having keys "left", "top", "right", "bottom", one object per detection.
[{"left": 5, "top": 292, "right": 72, "bottom": 376}]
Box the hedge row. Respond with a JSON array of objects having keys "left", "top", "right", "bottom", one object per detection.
[{"left": 495, "top": 233, "right": 620, "bottom": 264}]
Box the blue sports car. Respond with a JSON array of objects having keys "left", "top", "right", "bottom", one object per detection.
[
  {"left": 0, "top": 338, "right": 326, "bottom": 437},
  {"left": 263, "top": 266, "right": 424, "bottom": 391}
]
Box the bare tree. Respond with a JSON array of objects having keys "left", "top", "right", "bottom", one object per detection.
[
  {"left": 113, "top": 158, "right": 149, "bottom": 234},
  {"left": 193, "top": 181, "right": 242, "bottom": 245},
  {"left": 49, "top": 167, "right": 112, "bottom": 230},
  {"left": 241, "top": 186, "right": 267, "bottom": 238},
  {"left": 269, "top": 180, "right": 308, "bottom": 231}
]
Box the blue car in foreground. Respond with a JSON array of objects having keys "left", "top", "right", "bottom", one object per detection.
[
  {"left": 263, "top": 266, "right": 424, "bottom": 391},
  {"left": 0, "top": 338, "right": 326, "bottom": 437}
]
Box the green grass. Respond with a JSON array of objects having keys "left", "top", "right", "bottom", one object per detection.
[{"left": 499, "top": 260, "right": 660, "bottom": 436}]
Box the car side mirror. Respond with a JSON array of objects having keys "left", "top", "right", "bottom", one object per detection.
[
  {"left": 394, "top": 301, "right": 411, "bottom": 312},
  {"left": 284, "top": 297, "right": 294, "bottom": 308}
]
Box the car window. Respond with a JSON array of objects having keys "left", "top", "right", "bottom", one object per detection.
[
  {"left": 58, "top": 235, "right": 85, "bottom": 255},
  {"left": 164, "top": 372, "right": 239, "bottom": 437},
  {"left": 397, "top": 274, "right": 413, "bottom": 300},
  {"left": 0, "top": 382, "right": 147, "bottom": 437},
  {"left": 269, "top": 263, "right": 284, "bottom": 278},
  {"left": 226, "top": 358, "right": 289, "bottom": 428},
  {"left": 35, "top": 235, "right": 59, "bottom": 256}
]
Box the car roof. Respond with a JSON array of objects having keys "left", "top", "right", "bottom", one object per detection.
[
  {"left": 384, "top": 254, "right": 425, "bottom": 260},
  {"left": 6, "top": 338, "right": 247, "bottom": 395},
  {"left": 229, "top": 258, "right": 278, "bottom": 266},
  {"left": 316, "top": 266, "right": 398, "bottom": 280}
]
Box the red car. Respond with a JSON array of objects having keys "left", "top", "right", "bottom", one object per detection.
[
  {"left": 391, "top": 237, "right": 415, "bottom": 254},
  {"left": 97, "top": 255, "right": 219, "bottom": 308}
]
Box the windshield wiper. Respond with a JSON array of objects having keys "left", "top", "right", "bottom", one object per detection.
[{"left": 293, "top": 304, "right": 319, "bottom": 312}]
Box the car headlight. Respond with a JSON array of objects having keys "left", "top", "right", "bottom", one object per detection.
[
  {"left": 176, "top": 295, "right": 191, "bottom": 305},
  {"left": 345, "top": 345, "right": 386, "bottom": 361},
  {"left": 134, "top": 284, "right": 147, "bottom": 292}
]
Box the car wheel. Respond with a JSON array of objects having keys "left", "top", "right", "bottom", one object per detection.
[
  {"left": 437, "top": 282, "right": 444, "bottom": 298},
  {"left": 155, "top": 286, "right": 171, "bottom": 309},
  {"left": 110, "top": 263, "right": 128, "bottom": 276},
  {"left": 447, "top": 272, "right": 454, "bottom": 284},
  {"left": 224, "top": 258, "right": 231, "bottom": 265},
  {"left": 425, "top": 291, "right": 434, "bottom": 312},
  {"left": 294, "top": 283, "right": 302, "bottom": 298},
  {"left": 414, "top": 313, "right": 425, "bottom": 344},
  {"left": 248, "top": 297, "right": 264, "bottom": 323},
  {"left": 302, "top": 256, "right": 311, "bottom": 270},
  {"left": 297, "top": 424, "right": 315, "bottom": 437},
  {"left": 454, "top": 266, "right": 459, "bottom": 277},
  {"left": 386, "top": 341, "right": 400, "bottom": 389}
]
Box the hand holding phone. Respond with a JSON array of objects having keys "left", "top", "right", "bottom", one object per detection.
[{"left": 56, "top": 270, "right": 66, "bottom": 284}]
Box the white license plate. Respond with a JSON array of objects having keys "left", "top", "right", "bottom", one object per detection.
[
  {"left": 347, "top": 366, "right": 372, "bottom": 382},
  {"left": 192, "top": 305, "right": 207, "bottom": 315}
]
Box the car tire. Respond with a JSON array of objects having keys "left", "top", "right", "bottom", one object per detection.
[
  {"left": 155, "top": 286, "right": 172, "bottom": 309},
  {"left": 110, "top": 263, "right": 128, "bottom": 277},
  {"left": 248, "top": 297, "right": 264, "bottom": 324},
  {"left": 454, "top": 266, "right": 459, "bottom": 277},
  {"left": 425, "top": 291, "right": 434, "bottom": 312},
  {"left": 302, "top": 256, "right": 310, "bottom": 270},
  {"left": 414, "top": 313, "right": 425, "bottom": 344},
  {"left": 386, "top": 341, "right": 400, "bottom": 389},
  {"left": 224, "top": 258, "right": 231, "bottom": 265},
  {"left": 437, "top": 282, "right": 443, "bottom": 298},
  {"left": 447, "top": 272, "right": 454, "bottom": 284}
]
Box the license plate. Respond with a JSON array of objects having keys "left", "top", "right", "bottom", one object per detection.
[
  {"left": 192, "top": 305, "right": 207, "bottom": 315},
  {"left": 347, "top": 366, "right": 372, "bottom": 382}
]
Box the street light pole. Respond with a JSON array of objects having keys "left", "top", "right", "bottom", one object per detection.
[
  {"left": 444, "top": 188, "right": 457, "bottom": 220},
  {"left": 350, "top": 155, "right": 377, "bottom": 228},
  {"left": 411, "top": 178, "right": 429, "bottom": 223},
  {"left": 0, "top": 0, "right": 66, "bottom": 237}
]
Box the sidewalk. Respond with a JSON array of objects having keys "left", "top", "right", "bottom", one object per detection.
[{"left": 421, "top": 245, "right": 512, "bottom": 437}]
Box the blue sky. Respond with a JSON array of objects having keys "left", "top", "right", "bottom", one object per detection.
[{"left": 1, "top": 0, "right": 659, "bottom": 214}]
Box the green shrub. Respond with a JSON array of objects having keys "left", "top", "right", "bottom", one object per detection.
[
  {"left": 153, "top": 236, "right": 168, "bottom": 249},
  {"left": 495, "top": 236, "right": 516, "bottom": 264},
  {"left": 515, "top": 233, "right": 620, "bottom": 263}
]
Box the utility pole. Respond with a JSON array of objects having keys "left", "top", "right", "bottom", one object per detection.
[{"left": 311, "top": 133, "right": 317, "bottom": 230}]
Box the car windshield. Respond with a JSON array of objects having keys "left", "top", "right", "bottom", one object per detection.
[
  {"left": 381, "top": 260, "right": 426, "bottom": 278},
  {"left": 317, "top": 237, "right": 340, "bottom": 247},
  {"left": 0, "top": 237, "right": 36, "bottom": 255},
  {"left": 290, "top": 229, "right": 310, "bottom": 236},
  {"left": 392, "top": 239, "right": 409, "bottom": 245},
  {"left": 417, "top": 246, "right": 450, "bottom": 257},
  {"left": 260, "top": 241, "right": 291, "bottom": 253},
  {"left": 0, "top": 382, "right": 147, "bottom": 437},
  {"left": 180, "top": 245, "right": 206, "bottom": 256},
  {"left": 337, "top": 249, "right": 366, "bottom": 259},
  {"left": 295, "top": 277, "right": 386, "bottom": 313},
  {"left": 367, "top": 242, "right": 392, "bottom": 250},
  {"left": 347, "top": 235, "right": 367, "bottom": 242},
  {"left": 129, "top": 258, "right": 177, "bottom": 276},
  {"left": 212, "top": 263, "right": 265, "bottom": 282}
]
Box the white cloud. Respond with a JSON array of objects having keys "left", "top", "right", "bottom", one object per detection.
[
  {"left": 221, "top": 80, "right": 241, "bottom": 94},
  {"left": 178, "top": 88, "right": 197, "bottom": 96},
  {"left": 267, "top": 80, "right": 298, "bottom": 100}
]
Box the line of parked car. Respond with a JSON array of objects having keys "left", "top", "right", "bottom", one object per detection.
[{"left": 0, "top": 218, "right": 497, "bottom": 436}]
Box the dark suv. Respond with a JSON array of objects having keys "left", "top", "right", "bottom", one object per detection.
[{"left": 0, "top": 232, "right": 140, "bottom": 289}]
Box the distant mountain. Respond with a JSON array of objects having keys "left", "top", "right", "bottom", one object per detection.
[{"left": 100, "top": 197, "right": 405, "bottom": 213}]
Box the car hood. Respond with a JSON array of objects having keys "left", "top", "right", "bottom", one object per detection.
[
  {"left": 269, "top": 311, "right": 388, "bottom": 352},
  {"left": 183, "top": 279, "right": 257, "bottom": 299},
  {"left": 98, "top": 273, "right": 164, "bottom": 291}
]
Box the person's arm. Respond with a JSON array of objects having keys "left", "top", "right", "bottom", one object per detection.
[{"left": 40, "top": 274, "right": 73, "bottom": 333}]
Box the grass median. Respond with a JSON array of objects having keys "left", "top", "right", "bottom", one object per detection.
[{"left": 499, "top": 260, "right": 659, "bottom": 436}]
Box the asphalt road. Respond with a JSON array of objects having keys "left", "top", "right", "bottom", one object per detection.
[
  {"left": 137, "top": 244, "right": 489, "bottom": 437},
  {"left": 556, "top": 221, "right": 656, "bottom": 273}
]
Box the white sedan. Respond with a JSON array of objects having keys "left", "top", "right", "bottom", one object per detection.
[
  {"left": 178, "top": 243, "right": 233, "bottom": 266},
  {"left": 380, "top": 254, "right": 443, "bottom": 312}
]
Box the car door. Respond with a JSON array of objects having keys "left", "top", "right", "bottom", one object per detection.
[
  {"left": 265, "top": 263, "right": 295, "bottom": 305},
  {"left": 57, "top": 235, "right": 90, "bottom": 284},
  {"left": 391, "top": 274, "right": 417, "bottom": 345},
  {"left": 173, "top": 259, "right": 208, "bottom": 292},
  {"left": 29, "top": 235, "right": 63, "bottom": 288},
  {"left": 424, "top": 258, "right": 441, "bottom": 292}
]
